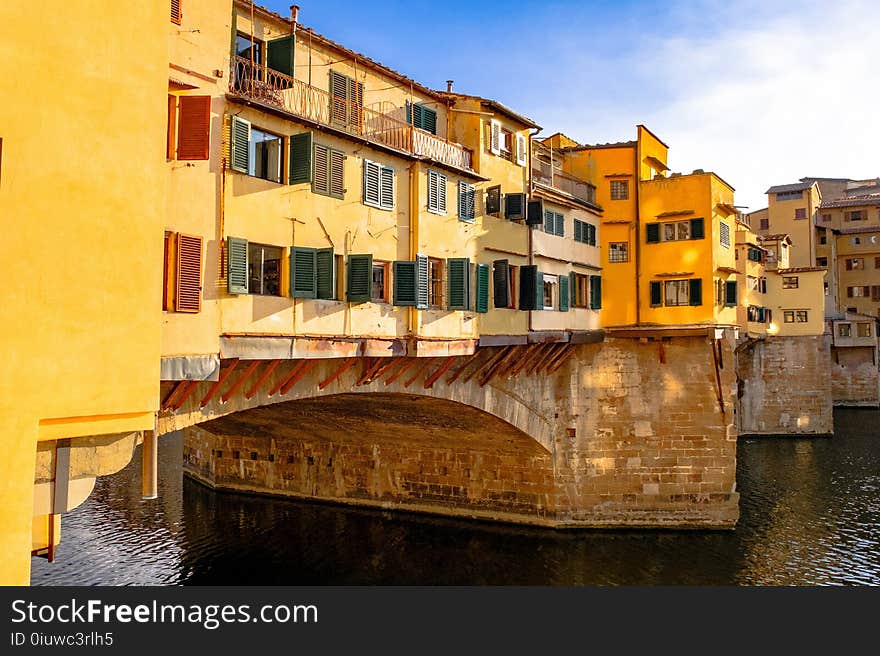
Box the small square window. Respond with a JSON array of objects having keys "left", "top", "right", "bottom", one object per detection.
[
  {"left": 838, "top": 323, "right": 852, "bottom": 337},
  {"left": 610, "top": 179, "right": 629, "bottom": 200},
  {"left": 371, "top": 261, "right": 389, "bottom": 302},
  {"left": 609, "top": 242, "right": 629, "bottom": 263}
]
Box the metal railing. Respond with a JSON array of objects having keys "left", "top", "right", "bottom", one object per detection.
[
  {"left": 230, "top": 57, "right": 473, "bottom": 171},
  {"left": 531, "top": 156, "right": 597, "bottom": 205}
]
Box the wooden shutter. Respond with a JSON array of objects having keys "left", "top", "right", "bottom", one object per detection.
[
  {"left": 230, "top": 116, "right": 250, "bottom": 173},
  {"left": 573, "top": 219, "right": 583, "bottom": 242},
  {"left": 475, "top": 264, "right": 489, "bottom": 313},
  {"left": 329, "top": 70, "right": 348, "bottom": 126},
  {"left": 486, "top": 185, "right": 501, "bottom": 215},
  {"left": 526, "top": 199, "right": 543, "bottom": 226},
  {"left": 489, "top": 119, "right": 501, "bottom": 155},
  {"left": 316, "top": 248, "right": 335, "bottom": 299},
  {"left": 505, "top": 193, "right": 525, "bottom": 220},
  {"left": 447, "top": 258, "right": 470, "bottom": 310},
  {"left": 412, "top": 104, "right": 438, "bottom": 135},
  {"left": 569, "top": 272, "right": 577, "bottom": 308},
  {"left": 290, "top": 247, "right": 317, "bottom": 298},
  {"left": 588, "top": 224, "right": 596, "bottom": 245},
  {"left": 226, "top": 236, "right": 248, "bottom": 294},
  {"left": 267, "top": 36, "right": 294, "bottom": 78},
  {"left": 313, "top": 143, "right": 329, "bottom": 194},
  {"left": 175, "top": 233, "right": 202, "bottom": 313},
  {"left": 437, "top": 172, "right": 447, "bottom": 213},
  {"left": 650, "top": 281, "right": 662, "bottom": 307},
  {"left": 590, "top": 275, "right": 602, "bottom": 309},
  {"left": 690, "top": 218, "right": 705, "bottom": 240},
  {"left": 558, "top": 274, "right": 569, "bottom": 312},
  {"left": 171, "top": 0, "right": 182, "bottom": 25},
  {"left": 393, "top": 261, "right": 417, "bottom": 306},
  {"left": 427, "top": 170, "right": 439, "bottom": 212},
  {"left": 415, "top": 253, "right": 429, "bottom": 309},
  {"left": 519, "top": 265, "right": 538, "bottom": 310},
  {"left": 346, "top": 254, "right": 372, "bottom": 302},
  {"left": 379, "top": 166, "right": 394, "bottom": 210},
  {"left": 689, "top": 278, "right": 703, "bottom": 306},
  {"left": 458, "top": 182, "right": 475, "bottom": 222},
  {"left": 516, "top": 133, "right": 528, "bottom": 166},
  {"left": 363, "top": 160, "right": 381, "bottom": 207},
  {"left": 535, "top": 270, "right": 544, "bottom": 309},
  {"left": 289, "top": 132, "right": 312, "bottom": 184},
  {"left": 329, "top": 149, "right": 345, "bottom": 198},
  {"left": 166, "top": 95, "right": 177, "bottom": 159},
  {"left": 554, "top": 212, "right": 564, "bottom": 237},
  {"left": 405, "top": 101, "right": 412, "bottom": 126},
  {"left": 724, "top": 280, "right": 738, "bottom": 306},
  {"left": 544, "top": 210, "right": 554, "bottom": 233},
  {"left": 646, "top": 223, "right": 660, "bottom": 243},
  {"left": 176, "top": 96, "right": 210, "bottom": 160},
  {"left": 493, "top": 259, "right": 510, "bottom": 309}
]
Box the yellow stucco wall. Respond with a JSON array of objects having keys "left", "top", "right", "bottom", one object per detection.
[
  {"left": 767, "top": 270, "right": 826, "bottom": 336},
  {"left": 0, "top": 1, "right": 167, "bottom": 583}
]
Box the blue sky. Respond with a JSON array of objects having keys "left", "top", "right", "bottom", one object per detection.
[{"left": 264, "top": 0, "right": 879, "bottom": 210}]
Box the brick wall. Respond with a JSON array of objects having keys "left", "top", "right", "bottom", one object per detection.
[{"left": 831, "top": 346, "right": 879, "bottom": 406}]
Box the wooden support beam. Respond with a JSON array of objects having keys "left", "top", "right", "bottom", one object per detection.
[
  {"left": 220, "top": 360, "right": 260, "bottom": 403},
  {"left": 446, "top": 351, "right": 480, "bottom": 385},
  {"left": 385, "top": 358, "right": 417, "bottom": 385},
  {"left": 508, "top": 344, "right": 544, "bottom": 378},
  {"left": 524, "top": 343, "right": 554, "bottom": 376},
  {"left": 355, "top": 357, "right": 374, "bottom": 385},
  {"left": 528, "top": 344, "right": 561, "bottom": 376},
  {"left": 318, "top": 357, "right": 357, "bottom": 390},
  {"left": 170, "top": 379, "right": 200, "bottom": 411},
  {"left": 280, "top": 359, "right": 319, "bottom": 395},
  {"left": 404, "top": 357, "right": 434, "bottom": 388},
  {"left": 245, "top": 359, "right": 281, "bottom": 399},
  {"left": 161, "top": 380, "right": 188, "bottom": 411},
  {"left": 479, "top": 345, "right": 521, "bottom": 387},
  {"left": 357, "top": 357, "right": 387, "bottom": 385},
  {"left": 269, "top": 360, "right": 304, "bottom": 397},
  {"left": 547, "top": 347, "right": 575, "bottom": 374},
  {"left": 199, "top": 359, "right": 240, "bottom": 407},
  {"left": 423, "top": 356, "right": 458, "bottom": 389},
  {"left": 368, "top": 357, "right": 402, "bottom": 384},
  {"left": 464, "top": 346, "right": 509, "bottom": 385},
  {"left": 494, "top": 344, "right": 527, "bottom": 379}
]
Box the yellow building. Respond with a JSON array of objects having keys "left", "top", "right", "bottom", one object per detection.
[
  {"left": 735, "top": 222, "right": 770, "bottom": 337},
  {"left": 753, "top": 181, "right": 822, "bottom": 268},
  {"left": 0, "top": 2, "right": 168, "bottom": 583},
  {"left": 765, "top": 268, "right": 827, "bottom": 337}
]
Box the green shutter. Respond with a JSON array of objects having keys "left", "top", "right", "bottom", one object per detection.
[
  {"left": 555, "top": 213, "right": 564, "bottom": 237},
  {"left": 590, "top": 275, "right": 602, "bottom": 309},
  {"left": 347, "top": 254, "right": 372, "bottom": 302},
  {"left": 267, "top": 35, "right": 294, "bottom": 78},
  {"left": 569, "top": 271, "right": 577, "bottom": 308},
  {"left": 415, "top": 253, "right": 429, "bottom": 310},
  {"left": 423, "top": 106, "right": 437, "bottom": 135},
  {"left": 493, "top": 259, "right": 510, "bottom": 308},
  {"left": 505, "top": 193, "right": 525, "bottom": 220},
  {"left": 290, "top": 247, "right": 317, "bottom": 298},
  {"left": 535, "top": 270, "right": 544, "bottom": 310},
  {"left": 486, "top": 185, "right": 501, "bottom": 215},
  {"left": 519, "top": 265, "right": 538, "bottom": 311},
  {"left": 316, "top": 248, "right": 335, "bottom": 299},
  {"left": 690, "top": 218, "right": 705, "bottom": 240},
  {"left": 289, "top": 132, "right": 312, "bottom": 184},
  {"left": 689, "top": 278, "right": 703, "bottom": 306},
  {"left": 544, "top": 210, "right": 554, "bottom": 233},
  {"left": 558, "top": 275, "right": 569, "bottom": 312},
  {"left": 447, "top": 258, "right": 470, "bottom": 310},
  {"left": 405, "top": 101, "right": 412, "bottom": 125},
  {"left": 230, "top": 116, "right": 250, "bottom": 174},
  {"left": 724, "top": 280, "right": 737, "bottom": 306},
  {"left": 650, "top": 281, "right": 662, "bottom": 307},
  {"left": 475, "top": 264, "right": 489, "bottom": 313},
  {"left": 588, "top": 224, "right": 596, "bottom": 246},
  {"left": 393, "top": 261, "right": 417, "bottom": 306},
  {"left": 573, "top": 220, "right": 583, "bottom": 243},
  {"left": 646, "top": 223, "right": 660, "bottom": 243},
  {"left": 226, "top": 237, "right": 248, "bottom": 294}
]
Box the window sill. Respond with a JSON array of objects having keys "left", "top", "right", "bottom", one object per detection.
[
  {"left": 233, "top": 170, "right": 284, "bottom": 186},
  {"left": 427, "top": 208, "right": 447, "bottom": 216},
  {"left": 364, "top": 201, "right": 393, "bottom": 211}
]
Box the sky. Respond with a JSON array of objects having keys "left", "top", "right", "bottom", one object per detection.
[{"left": 263, "top": 0, "right": 879, "bottom": 211}]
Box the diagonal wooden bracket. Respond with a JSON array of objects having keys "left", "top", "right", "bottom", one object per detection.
[
  {"left": 318, "top": 357, "right": 357, "bottom": 390},
  {"left": 200, "top": 359, "right": 240, "bottom": 407}
]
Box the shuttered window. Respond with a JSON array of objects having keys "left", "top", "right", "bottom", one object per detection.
[
  {"left": 176, "top": 96, "right": 211, "bottom": 160},
  {"left": 646, "top": 223, "right": 660, "bottom": 243},
  {"left": 724, "top": 280, "right": 738, "bottom": 306},
  {"left": 486, "top": 185, "right": 502, "bottom": 215},
  {"left": 406, "top": 102, "right": 438, "bottom": 135},
  {"left": 379, "top": 166, "right": 394, "bottom": 210},
  {"left": 175, "top": 233, "right": 202, "bottom": 312},
  {"left": 346, "top": 254, "right": 372, "bottom": 302},
  {"left": 393, "top": 261, "right": 417, "bottom": 306},
  {"left": 458, "top": 182, "right": 476, "bottom": 222},
  {"left": 493, "top": 259, "right": 510, "bottom": 309},
  {"left": 267, "top": 35, "right": 295, "bottom": 79},
  {"left": 475, "top": 264, "right": 489, "bottom": 313},
  {"left": 290, "top": 247, "right": 317, "bottom": 298},
  {"left": 719, "top": 221, "right": 731, "bottom": 248},
  {"left": 289, "top": 132, "right": 312, "bottom": 184},
  {"left": 363, "top": 160, "right": 394, "bottom": 210},
  {"left": 166, "top": 95, "right": 177, "bottom": 159},
  {"left": 544, "top": 211, "right": 564, "bottom": 236},
  {"left": 329, "top": 70, "right": 363, "bottom": 130},
  {"left": 573, "top": 219, "right": 596, "bottom": 244},
  {"left": 230, "top": 116, "right": 250, "bottom": 174},
  {"left": 526, "top": 199, "right": 544, "bottom": 226},
  {"left": 447, "top": 258, "right": 471, "bottom": 310},
  {"left": 489, "top": 119, "right": 502, "bottom": 155},
  {"left": 519, "top": 265, "right": 540, "bottom": 311},
  {"left": 558, "top": 274, "right": 570, "bottom": 312},
  {"left": 226, "top": 236, "right": 249, "bottom": 295},
  {"left": 313, "top": 143, "right": 345, "bottom": 199},
  {"left": 416, "top": 254, "right": 429, "bottom": 309},
  {"left": 650, "top": 281, "right": 663, "bottom": 307},
  {"left": 505, "top": 193, "right": 525, "bottom": 221},
  {"left": 427, "top": 170, "right": 447, "bottom": 214},
  {"left": 171, "top": 0, "right": 182, "bottom": 25},
  {"left": 516, "top": 133, "right": 528, "bottom": 166},
  {"left": 589, "top": 275, "right": 602, "bottom": 309}
]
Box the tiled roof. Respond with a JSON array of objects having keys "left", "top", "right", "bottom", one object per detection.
[
  {"left": 766, "top": 182, "right": 814, "bottom": 194},
  {"left": 820, "top": 195, "right": 880, "bottom": 209},
  {"left": 760, "top": 233, "right": 790, "bottom": 241},
  {"left": 440, "top": 92, "right": 540, "bottom": 129},
  {"left": 777, "top": 267, "right": 826, "bottom": 274}
]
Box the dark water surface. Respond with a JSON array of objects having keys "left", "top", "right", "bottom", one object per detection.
[{"left": 32, "top": 409, "right": 880, "bottom": 585}]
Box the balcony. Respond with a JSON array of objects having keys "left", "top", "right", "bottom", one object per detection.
[
  {"left": 230, "top": 57, "right": 473, "bottom": 173},
  {"left": 530, "top": 149, "right": 596, "bottom": 206}
]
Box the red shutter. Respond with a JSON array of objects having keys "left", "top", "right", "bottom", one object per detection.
[
  {"left": 176, "top": 95, "right": 211, "bottom": 161},
  {"left": 175, "top": 233, "right": 203, "bottom": 313},
  {"left": 171, "top": 0, "right": 182, "bottom": 25}
]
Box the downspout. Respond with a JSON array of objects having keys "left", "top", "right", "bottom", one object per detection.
[
  {"left": 408, "top": 160, "right": 420, "bottom": 337},
  {"left": 527, "top": 126, "right": 542, "bottom": 333},
  {"left": 634, "top": 141, "right": 642, "bottom": 325}
]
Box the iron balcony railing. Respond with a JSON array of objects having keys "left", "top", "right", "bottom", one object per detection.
[
  {"left": 531, "top": 156, "right": 596, "bottom": 206},
  {"left": 230, "top": 56, "right": 473, "bottom": 172}
]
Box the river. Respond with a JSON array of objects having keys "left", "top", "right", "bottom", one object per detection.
[{"left": 31, "top": 408, "right": 880, "bottom": 585}]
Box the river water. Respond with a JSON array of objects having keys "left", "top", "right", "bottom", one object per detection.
[{"left": 32, "top": 408, "right": 880, "bottom": 585}]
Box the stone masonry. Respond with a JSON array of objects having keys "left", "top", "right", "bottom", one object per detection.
[{"left": 831, "top": 347, "right": 880, "bottom": 406}]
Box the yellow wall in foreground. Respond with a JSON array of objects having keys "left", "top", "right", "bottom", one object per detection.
[
  {"left": 767, "top": 270, "right": 827, "bottom": 336},
  {"left": 0, "top": 2, "right": 167, "bottom": 584}
]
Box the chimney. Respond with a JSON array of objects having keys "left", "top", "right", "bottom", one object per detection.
[
  {"left": 291, "top": 5, "right": 300, "bottom": 23},
  {"left": 446, "top": 80, "right": 454, "bottom": 93}
]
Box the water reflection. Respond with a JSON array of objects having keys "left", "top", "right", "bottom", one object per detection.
[{"left": 31, "top": 409, "right": 880, "bottom": 585}]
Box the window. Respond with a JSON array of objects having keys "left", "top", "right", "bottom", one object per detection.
[
  {"left": 852, "top": 237, "right": 861, "bottom": 246},
  {"left": 857, "top": 322, "right": 872, "bottom": 337},
  {"left": 650, "top": 279, "right": 701, "bottom": 307},
  {"left": 759, "top": 218, "right": 769, "bottom": 230},
  {"left": 247, "top": 243, "right": 282, "bottom": 296},
  {"left": 775, "top": 190, "right": 802, "bottom": 201},
  {"left": 819, "top": 229, "right": 827, "bottom": 245},
  {"left": 458, "top": 182, "right": 475, "bottom": 222},
  {"left": 821, "top": 213, "right": 832, "bottom": 223},
  {"left": 760, "top": 277, "right": 767, "bottom": 293},
  {"left": 720, "top": 221, "right": 730, "bottom": 248},
  {"left": 847, "top": 286, "right": 869, "bottom": 298},
  {"left": 542, "top": 275, "right": 555, "bottom": 310},
  {"left": 747, "top": 247, "right": 763, "bottom": 262},
  {"left": 329, "top": 70, "right": 363, "bottom": 130},
  {"left": 784, "top": 311, "right": 795, "bottom": 323},
  {"left": 248, "top": 128, "right": 282, "bottom": 182},
  {"left": 665, "top": 220, "right": 690, "bottom": 241},
  {"left": 371, "top": 261, "right": 389, "bottom": 302},
  {"left": 428, "top": 257, "right": 443, "bottom": 307},
  {"left": 838, "top": 323, "right": 852, "bottom": 337},
  {"left": 427, "top": 170, "right": 447, "bottom": 214},
  {"left": 784, "top": 310, "right": 809, "bottom": 323},
  {"left": 875, "top": 256, "right": 880, "bottom": 269},
  {"left": 488, "top": 120, "right": 502, "bottom": 155},
  {"left": 544, "top": 210, "right": 564, "bottom": 236},
  {"left": 645, "top": 218, "right": 705, "bottom": 243},
  {"left": 610, "top": 180, "right": 629, "bottom": 200},
  {"left": 664, "top": 280, "right": 691, "bottom": 306},
  {"left": 573, "top": 219, "right": 596, "bottom": 245},
  {"left": 845, "top": 258, "right": 864, "bottom": 271},
  {"left": 747, "top": 275, "right": 759, "bottom": 291},
  {"left": 313, "top": 143, "right": 345, "bottom": 198},
  {"left": 499, "top": 128, "right": 513, "bottom": 161},
  {"left": 847, "top": 210, "right": 865, "bottom": 221},
  {"left": 236, "top": 33, "right": 262, "bottom": 64},
  {"left": 363, "top": 160, "right": 394, "bottom": 210},
  {"left": 783, "top": 276, "right": 799, "bottom": 289},
  {"left": 872, "top": 286, "right": 880, "bottom": 302},
  {"left": 406, "top": 102, "right": 437, "bottom": 135},
  {"left": 171, "top": 0, "right": 182, "bottom": 25},
  {"left": 609, "top": 242, "right": 629, "bottom": 262},
  {"left": 573, "top": 273, "right": 589, "bottom": 308},
  {"left": 794, "top": 208, "right": 807, "bottom": 219},
  {"left": 795, "top": 310, "right": 807, "bottom": 322}
]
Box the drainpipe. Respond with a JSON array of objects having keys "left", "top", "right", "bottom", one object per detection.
[
  {"left": 527, "top": 126, "right": 542, "bottom": 333},
  {"left": 634, "top": 140, "right": 642, "bottom": 325}
]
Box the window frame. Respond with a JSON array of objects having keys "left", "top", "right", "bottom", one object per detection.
[
  {"left": 247, "top": 242, "right": 284, "bottom": 297},
  {"left": 782, "top": 276, "right": 799, "bottom": 289},
  {"left": 573, "top": 273, "right": 589, "bottom": 308},
  {"left": 248, "top": 125, "right": 284, "bottom": 183},
  {"left": 427, "top": 257, "right": 444, "bottom": 308},
  {"left": 363, "top": 159, "right": 394, "bottom": 211},
  {"left": 371, "top": 260, "right": 390, "bottom": 303},
  {"left": 542, "top": 274, "right": 556, "bottom": 310},
  {"left": 610, "top": 179, "right": 629, "bottom": 200},
  {"left": 663, "top": 279, "right": 691, "bottom": 307},
  {"left": 838, "top": 323, "right": 852, "bottom": 337},
  {"left": 608, "top": 241, "right": 629, "bottom": 262},
  {"left": 427, "top": 170, "right": 447, "bottom": 215}
]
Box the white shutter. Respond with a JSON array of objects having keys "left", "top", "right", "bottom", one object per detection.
[
  {"left": 363, "top": 160, "right": 381, "bottom": 207},
  {"left": 427, "top": 170, "right": 438, "bottom": 212},
  {"left": 489, "top": 119, "right": 501, "bottom": 155},
  {"left": 379, "top": 166, "right": 394, "bottom": 210},
  {"left": 516, "top": 133, "right": 528, "bottom": 166},
  {"left": 437, "top": 172, "right": 447, "bottom": 213}
]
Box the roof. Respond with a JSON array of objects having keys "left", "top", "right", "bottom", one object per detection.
[
  {"left": 239, "top": 1, "right": 447, "bottom": 102},
  {"left": 777, "top": 267, "right": 826, "bottom": 274},
  {"left": 766, "top": 182, "right": 815, "bottom": 195},
  {"left": 440, "top": 92, "right": 541, "bottom": 129},
  {"left": 637, "top": 124, "right": 670, "bottom": 149},
  {"left": 820, "top": 195, "right": 880, "bottom": 209},
  {"left": 572, "top": 140, "right": 637, "bottom": 151},
  {"left": 836, "top": 226, "right": 880, "bottom": 235},
  {"left": 760, "top": 233, "right": 791, "bottom": 242}
]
